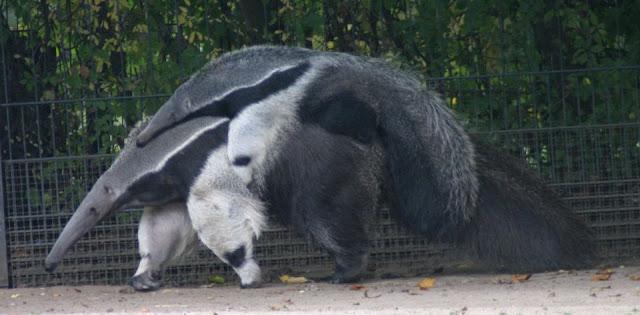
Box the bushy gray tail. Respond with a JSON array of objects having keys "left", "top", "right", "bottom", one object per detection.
[
  {"left": 463, "top": 137, "right": 595, "bottom": 272},
  {"left": 378, "top": 92, "right": 479, "bottom": 240}
]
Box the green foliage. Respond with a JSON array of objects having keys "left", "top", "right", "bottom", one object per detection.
[{"left": 2, "top": 0, "right": 639, "bottom": 155}]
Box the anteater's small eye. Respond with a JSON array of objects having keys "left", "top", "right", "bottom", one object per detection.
[
  {"left": 104, "top": 185, "right": 113, "bottom": 195},
  {"left": 233, "top": 155, "right": 252, "bottom": 166}
]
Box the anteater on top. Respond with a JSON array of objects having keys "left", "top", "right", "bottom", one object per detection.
[
  {"left": 136, "top": 45, "right": 594, "bottom": 270},
  {"left": 135, "top": 45, "right": 478, "bottom": 240},
  {"left": 46, "top": 46, "right": 594, "bottom": 289}
]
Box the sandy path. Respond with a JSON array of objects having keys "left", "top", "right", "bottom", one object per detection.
[{"left": 2, "top": 267, "right": 640, "bottom": 314}]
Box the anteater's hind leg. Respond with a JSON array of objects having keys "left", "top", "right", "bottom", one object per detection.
[
  {"left": 130, "top": 203, "right": 197, "bottom": 291},
  {"left": 328, "top": 231, "right": 369, "bottom": 284},
  {"left": 300, "top": 192, "right": 371, "bottom": 284},
  {"left": 264, "top": 125, "right": 382, "bottom": 284}
]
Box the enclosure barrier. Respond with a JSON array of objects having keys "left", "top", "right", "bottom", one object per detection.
[{"left": 1, "top": 65, "right": 639, "bottom": 287}]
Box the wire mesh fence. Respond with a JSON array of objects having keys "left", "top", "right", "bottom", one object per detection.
[
  {"left": 2, "top": 154, "right": 460, "bottom": 287},
  {"left": 2, "top": 67, "right": 639, "bottom": 287}
]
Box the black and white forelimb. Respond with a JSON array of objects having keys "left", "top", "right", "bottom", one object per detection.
[{"left": 131, "top": 203, "right": 197, "bottom": 291}]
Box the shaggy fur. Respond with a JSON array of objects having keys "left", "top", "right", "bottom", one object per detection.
[
  {"left": 463, "top": 137, "right": 594, "bottom": 271},
  {"left": 261, "top": 125, "right": 383, "bottom": 282},
  {"left": 135, "top": 46, "right": 478, "bottom": 239}
]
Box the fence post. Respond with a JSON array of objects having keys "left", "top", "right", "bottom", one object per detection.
[{"left": 0, "top": 145, "right": 8, "bottom": 287}]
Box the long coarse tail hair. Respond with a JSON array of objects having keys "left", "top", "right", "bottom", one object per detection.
[
  {"left": 377, "top": 90, "right": 480, "bottom": 240},
  {"left": 461, "top": 136, "right": 595, "bottom": 272}
]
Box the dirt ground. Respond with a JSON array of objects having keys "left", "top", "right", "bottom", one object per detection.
[{"left": 2, "top": 267, "right": 640, "bottom": 315}]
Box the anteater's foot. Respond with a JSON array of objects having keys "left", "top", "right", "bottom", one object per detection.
[{"left": 129, "top": 272, "right": 162, "bottom": 292}]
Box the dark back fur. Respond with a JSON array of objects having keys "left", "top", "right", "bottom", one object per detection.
[
  {"left": 300, "top": 65, "right": 478, "bottom": 240},
  {"left": 261, "top": 125, "right": 381, "bottom": 251},
  {"left": 464, "top": 137, "right": 595, "bottom": 272}
]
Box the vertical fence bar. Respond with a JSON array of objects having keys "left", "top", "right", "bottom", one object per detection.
[
  {"left": 0, "top": 1, "right": 11, "bottom": 286},
  {"left": 0, "top": 143, "right": 8, "bottom": 288}
]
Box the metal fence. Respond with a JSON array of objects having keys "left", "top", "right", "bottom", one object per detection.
[{"left": 1, "top": 66, "right": 639, "bottom": 288}]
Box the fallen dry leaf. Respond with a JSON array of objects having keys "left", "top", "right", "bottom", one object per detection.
[
  {"left": 591, "top": 273, "right": 611, "bottom": 281},
  {"left": 350, "top": 284, "right": 365, "bottom": 291},
  {"left": 10, "top": 293, "right": 20, "bottom": 299},
  {"left": 592, "top": 269, "right": 615, "bottom": 281},
  {"left": 512, "top": 274, "right": 532, "bottom": 283},
  {"left": 418, "top": 277, "right": 436, "bottom": 290},
  {"left": 596, "top": 268, "right": 615, "bottom": 275},
  {"left": 279, "top": 275, "right": 309, "bottom": 284},
  {"left": 629, "top": 274, "right": 640, "bottom": 281}
]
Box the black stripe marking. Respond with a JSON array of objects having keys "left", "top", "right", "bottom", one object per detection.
[
  {"left": 136, "top": 62, "right": 311, "bottom": 147},
  {"left": 115, "top": 121, "right": 230, "bottom": 209},
  {"left": 224, "top": 245, "right": 246, "bottom": 268},
  {"left": 185, "top": 62, "right": 311, "bottom": 120}
]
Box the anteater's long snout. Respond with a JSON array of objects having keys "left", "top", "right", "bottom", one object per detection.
[{"left": 45, "top": 184, "right": 117, "bottom": 272}]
